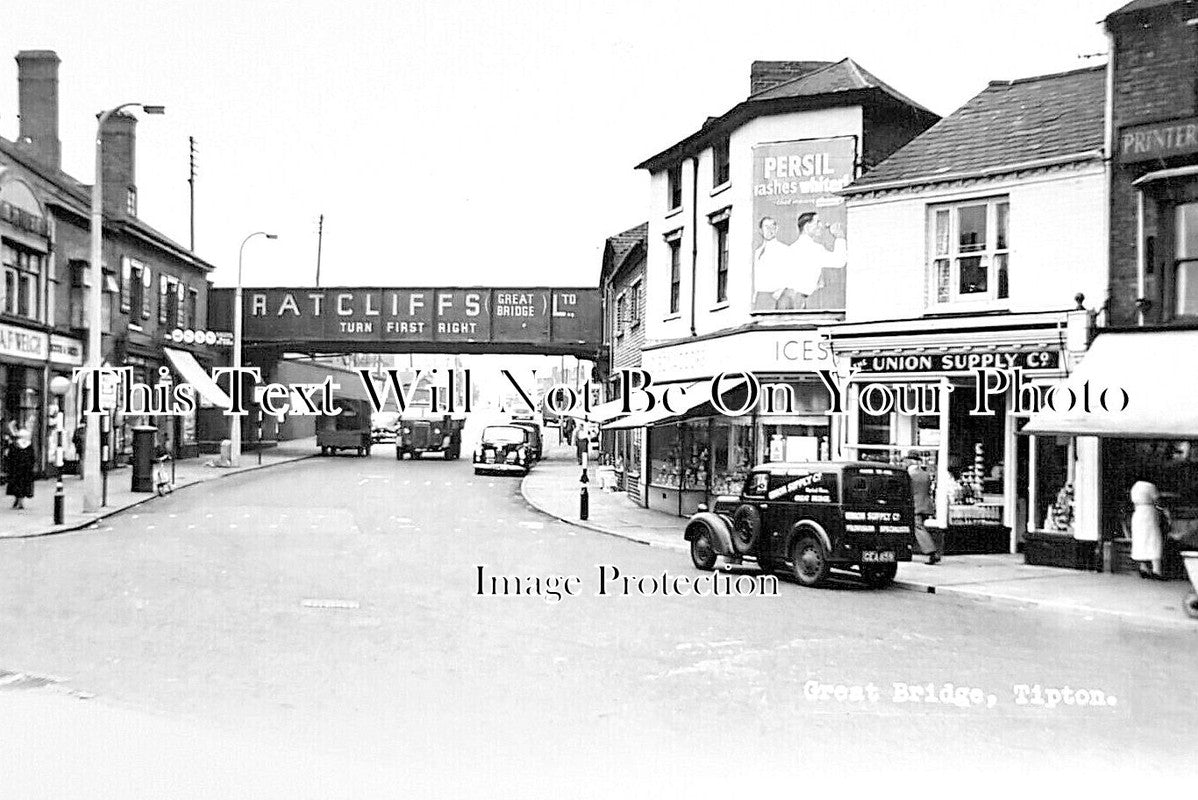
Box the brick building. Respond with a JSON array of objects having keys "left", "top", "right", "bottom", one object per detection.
[
  {"left": 1106, "top": 0, "right": 1198, "bottom": 325},
  {"left": 1, "top": 50, "right": 220, "bottom": 480},
  {"left": 1022, "top": 0, "right": 1198, "bottom": 577}
]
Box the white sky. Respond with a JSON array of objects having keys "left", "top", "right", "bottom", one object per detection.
[{"left": 1, "top": 0, "right": 1113, "bottom": 291}]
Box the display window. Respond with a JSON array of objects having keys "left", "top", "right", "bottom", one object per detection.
[
  {"left": 649, "top": 424, "right": 683, "bottom": 489},
  {"left": 710, "top": 419, "right": 754, "bottom": 495},
  {"left": 762, "top": 422, "right": 827, "bottom": 463},
  {"left": 1102, "top": 439, "right": 1198, "bottom": 537}
]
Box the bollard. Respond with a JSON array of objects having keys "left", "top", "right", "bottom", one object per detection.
[
  {"left": 580, "top": 451, "right": 589, "bottom": 521},
  {"left": 53, "top": 475, "right": 65, "bottom": 525}
]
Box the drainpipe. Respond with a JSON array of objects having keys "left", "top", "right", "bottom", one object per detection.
[
  {"left": 1103, "top": 26, "right": 1120, "bottom": 328},
  {"left": 689, "top": 155, "right": 698, "bottom": 338}
]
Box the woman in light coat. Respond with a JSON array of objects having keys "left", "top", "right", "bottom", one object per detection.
[{"left": 1130, "top": 480, "right": 1168, "bottom": 579}]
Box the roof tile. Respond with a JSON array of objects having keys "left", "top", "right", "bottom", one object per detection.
[{"left": 846, "top": 65, "right": 1106, "bottom": 191}]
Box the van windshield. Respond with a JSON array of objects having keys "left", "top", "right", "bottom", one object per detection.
[{"left": 843, "top": 468, "right": 911, "bottom": 506}]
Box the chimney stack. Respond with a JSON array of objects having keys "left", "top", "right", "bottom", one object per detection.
[
  {"left": 15, "top": 50, "right": 62, "bottom": 169},
  {"left": 100, "top": 111, "right": 138, "bottom": 217},
  {"left": 749, "top": 60, "right": 831, "bottom": 96}
]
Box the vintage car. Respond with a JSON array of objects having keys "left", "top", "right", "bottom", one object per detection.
[
  {"left": 508, "top": 417, "right": 543, "bottom": 462},
  {"left": 371, "top": 411, "right": 401, "bottom": 443},
  {"left": 396, "top": 413, "right": 464, "bottom": 460},
  {"left": 316, "top": 397, "right": 373, "bottom": 456},
  {"left": 473, "top": 425, "right": 534, "bottom": 475},
  {"left": 683, "top": 461, "right": 917, "bottom": 588}
]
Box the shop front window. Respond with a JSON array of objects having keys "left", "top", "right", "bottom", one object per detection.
[
  {"left": 1102, "top": 439, "right": 1198, "bottom": 537},
  {"left": 1175, "top": 201, "right": 1198, "bottom": 318},
  {"left": 710, "top": 419, "right": 754, "bottom": 495},
  {"left": 627, "top": 428, "right": 642, "bottom": 478},
  {"left": 649, "top": 424, "right": 682, "bottom": 489},
  {"left": 945, "top": 382, "right": 1005, "bottom": 525},
  {"left": 684, "top": 423, "right": 710, "bottom": 491},
  {"left": 762, "top": 423, "right": 825, "bottom": 463}
]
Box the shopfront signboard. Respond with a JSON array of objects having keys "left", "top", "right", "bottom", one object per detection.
[
  {"left": 641, "top": 329, "right": 838, "bottom": 383},
  {"left": 1118, "top": 116, "right": 1198, "bottom": 163},
  {"left": 850, "top": 350, "right": 1061, "bottom": 374},
  {"left": 0, "top": 321, "right": 49, "bottom": 362},
  {"left": 49, "top": 335, "right": 83, "bottom": 366}
]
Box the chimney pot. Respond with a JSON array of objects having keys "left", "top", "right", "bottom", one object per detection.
[{"left": 749, "top": 60, "right": 832, "bottom": 96}]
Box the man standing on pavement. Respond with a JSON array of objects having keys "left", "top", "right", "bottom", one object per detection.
[
  {"left": 907, "top": 451, "right": 941, "bottom": 564},
  {"left": 574, "top": 420, "right": 590, "bottom": 465}
]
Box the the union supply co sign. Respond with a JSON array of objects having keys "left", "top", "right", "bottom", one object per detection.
[{"left": 213, "top": 287, "right": 603, "bottom": 355}]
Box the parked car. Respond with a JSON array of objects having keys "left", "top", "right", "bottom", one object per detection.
[
  {"left": 371, "top": 411, "right": 401, "bottom": 443},
  {"left": 473, "top": 425, "right": 534, "bottom": 475},
  {"left": 683, "top": 461, "right": 917, "bottom": 588},
  {"left": 508, "top": 417, "right": 543, "bottom": 461}
]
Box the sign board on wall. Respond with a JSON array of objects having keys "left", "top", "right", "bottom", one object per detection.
[
  {"left": 850, "top": 350, "right": 1062, "bottom": 374},
  {"left": 641, "top": 329, "right": 838, "bottom": 382},
  {"left": 751, "top": 136, "right": 856, "bottom": 313},
  {"left": 227, "top": 287, "right": 602, "bottom": 352},
  {"left": 1118, "top": 116, "right": 1198, "bottom": 163}
]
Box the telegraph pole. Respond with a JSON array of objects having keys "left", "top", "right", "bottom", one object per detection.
[
  {"left": 315, "top": 213, "right": 324, "bottom": 286},
  {"left": 188, "top": 136, "right": 197, "bottom": 251}
]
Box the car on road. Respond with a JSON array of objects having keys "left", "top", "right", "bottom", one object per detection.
[
  {"left": 683, "top": 461, "right": 916, "bottom": 588},
  {"left": 396, "top": 413, "right": 464, "bottom": 460},
  {"left": 371, "top": 411, "right": 401, "bottom": 443},
  {"left": 473, "top": 425, "right": 535, "bottom": 476},
  {"left": 508, "top": 417, "right": 543, "bottom": 462},
  {"left": 317, "top": 397, "right": 373, "bottom": 456}
]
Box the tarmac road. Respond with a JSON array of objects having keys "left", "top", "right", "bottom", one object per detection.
[{"left": 0, "top": 446, "right": 1195, "bottom": 796}]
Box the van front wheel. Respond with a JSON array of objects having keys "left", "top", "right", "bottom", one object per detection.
[{"left": 790, "top": 535, "right": 830, "bottom": 588}]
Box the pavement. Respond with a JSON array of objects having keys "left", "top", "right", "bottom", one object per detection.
[
  {"left": 521, "top": 445, "right": 1198, "bottom": 631},
  {"left": 0, "top": 438, "right": 319, "bottom": 539}
]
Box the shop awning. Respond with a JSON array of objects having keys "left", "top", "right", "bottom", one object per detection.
[
  {"left": 602, "top": 377, "right": 749, "bottom": 430},
  {"left": 164, "top": 347, "right": 233, "bottom": 410},
  {"left": 1022, "top": 331, "right": 1198, "bottom": 439}
]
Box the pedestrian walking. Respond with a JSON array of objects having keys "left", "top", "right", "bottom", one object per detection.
[
  {"left": 5, "top": 429, "right": 36, "bottom": 510},
  {"left": 72, "top": 422, "right": 86, "bottom": 478},
  {"left": 1130, "top": 480, "right": 1169, "bottom": 580},
  {"left": 574, "top": 420, "right": 590, "bottom": 465},
  {"left": 561, "top": 416, "right": 574, "bottom": 446},
  {"left": 907, "top": 451, "right": 941, "bottom": 564}
]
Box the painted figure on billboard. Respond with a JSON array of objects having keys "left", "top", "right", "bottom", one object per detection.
[{"left": 751, "top": 137, "right": 856, "bottom": 312}]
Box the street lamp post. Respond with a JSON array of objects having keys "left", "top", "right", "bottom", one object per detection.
[
  {"left": 83, "top": 103, "right": 164, "bottom": 514},
  {"left": 230, "top": 231, "right": 277, "bottom": 468}
]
